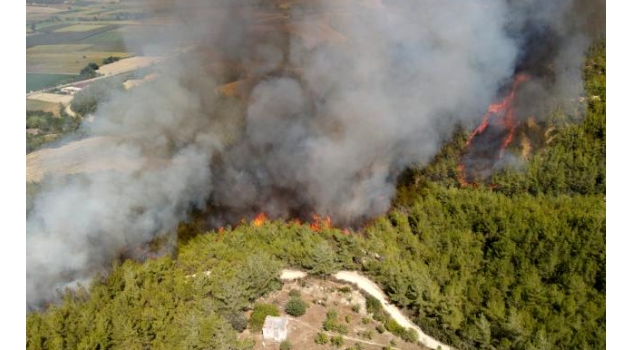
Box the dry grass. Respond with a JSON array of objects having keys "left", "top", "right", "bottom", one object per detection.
[
  {"left": 26, "top": 6, "right": 63, "bottom": 15},
  {"left": 26, "top": 137, "right": 141, "bottom": 183},
  {"left": 96, "top": 56, "right": 161, "bottom": 76},
  {"left": 27, "top": 93, "right": 74, "bottom": 105},
  {"left": 26, "top": 5, "right": 65, "bottom": 22},
  {"left": 26, "top": 99, "right": 61, "bottom": 116}
]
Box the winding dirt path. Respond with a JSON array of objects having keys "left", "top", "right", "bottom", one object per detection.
[
  {"left": 278, "top": 269, "right": 450, "bottom": 349},
  {"left": 332, "top": 271, "right": 451, "bottom": 350}
]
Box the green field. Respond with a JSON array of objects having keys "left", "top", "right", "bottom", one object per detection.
[
  {"left": 79, "top": 28, "right": 128, "bottom": 52},
  {"left": 27, "top": 50, "right": 130, "bottom": 74},
  {"left": 26, "top": 73, "right": 78, "bottom": 93},
  {"left": 27, "top": 44, "right": 94, "bottom": 54},
  {"left": 54, "top": 24, "right": 107, "bottom": 32}
]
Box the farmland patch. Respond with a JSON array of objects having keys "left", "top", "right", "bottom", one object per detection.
[{"left": 26, "top": 73, "right": 78, "bottom": 92}]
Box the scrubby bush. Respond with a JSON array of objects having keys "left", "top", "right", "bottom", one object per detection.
[
  {"left": 315, "top": 332, "right": 329, "bottom": 344},
  {"left": 249, "top": 303, "right": 279, "bottom": 331},
  {"left": 360, "top": 330, "right": 373, "bottom": 340},
  {"left": 365, "top": 295, "right": 382, "bottom": 315},
  {"left": 225, "top": 312, "right": 247, "bottom": 332},
  {"left": 338, "top": 286, "right": 351, "bottom": 293},
  {"left": 384, "top": 319, "right": 405, "bottom": 338},
  {"left": 402, "top": 328, "right": 419, "bottom": 343},
  {"left": 280, "top": 340, "right": 292, "bottom": 350},
  {"left": 330, "top": 335, "right": 344, "bottom": 347},
  {"left": 289, "top": 289, "right": 301, "bottom": 298},
  {"left": 285, "top": 297, "right": 307, "bottom": 317}
]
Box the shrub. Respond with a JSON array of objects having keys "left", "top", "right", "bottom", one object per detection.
[
  {"left": 336, "top": 324, "right": 348, "bottom": 335},
  {"left": 323, "top": 318, "right": 337, "bottom": 332},
  {"left": 280, "top": 340, "right": 292, "bottom": 350},
  {"left": 351, "top": 304, "right": 361, "bottom": 313},
  {"left": 249, "top": 303, "right": 279, "bottom": 331},
  {"left": 385, "top": 319, "right": 405, "bottom": 338},
  {"left": 327, "top": 309, "right": 338, "bottom": 320},
  {"left": 362, "top": 317, "right": 371, "bottom": 325},
  {"left": 338, "top": 286, "right": 351, "bottom": 293},
  {"left": 360, "top": 330, "right": 373, "bottom": 340},
  {"left": 365, "top": 295, "right": 382, "bottom": 315},
  {"left": 373, "top": 310, "right": 388, "bottom": 323},
  {"left": 376, "top": 324, "right": 385, "bottom": 334},
  {"left": 289, "top": 289, "right": 302, "bottom": 298},
  {"left": 225, "top": 312, "right": 247, "bottom": 332},
  {"left": 315, "top": 332, "right": 329, "bottom": 344},
  {"left": 285, "top": 297, "right": 307, "bottom": 317},
  {"left": 345, "top": 314, "right": 352, "bottom": 324},
  {"left": 102, "top": 56, "right": 121, "bottom": 65},
  {"left": 401, "top": 328, "right": 419, "bottom": 343},
  {"left": 330, "top": 335, "right": 344, "bottom": 347}
]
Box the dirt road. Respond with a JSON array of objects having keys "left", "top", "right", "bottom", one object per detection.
[
  {"left": 333, "top": 271, "right": 450, "bottom": 350},
  {"left": 278, "top": 269, "right": 451, "bottom": 350},
  {"left": 280, "top": 269, "right": 308, "bottom": 281}
]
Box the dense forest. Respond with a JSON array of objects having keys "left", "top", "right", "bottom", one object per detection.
[{"left": 26, "top": 42, "right": 605, "bottom": 349}]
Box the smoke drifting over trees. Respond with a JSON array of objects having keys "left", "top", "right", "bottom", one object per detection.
[{"left": 26, "top": 0, "right": 604, "bottom": 308}]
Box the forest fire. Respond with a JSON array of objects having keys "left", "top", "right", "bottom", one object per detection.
[
  {"left": 310, "top": 214, "right": 332, "bottom": 231},
  {"left": 458, "top": 74, "right": 531, "bottom": 187},
  {"left": 250, "top": 212, "right": 333, "bottom": 232},
  {"left": 252, "top": 212, "right": 268, "bottom": 226}
]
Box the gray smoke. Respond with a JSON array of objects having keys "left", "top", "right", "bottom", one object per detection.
[{"left": 26, "top": 0, "right": 604, "bottom": 308}]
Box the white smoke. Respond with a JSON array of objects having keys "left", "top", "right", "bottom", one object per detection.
[{"left": 26, "top": 0, "right": 604, "bottom": 308}]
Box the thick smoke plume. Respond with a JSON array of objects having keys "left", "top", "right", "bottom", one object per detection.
[{"left": 26, "top": 0, "right": 604, "bottom": 308}]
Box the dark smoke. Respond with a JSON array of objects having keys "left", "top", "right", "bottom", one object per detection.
[{"left": 26, "top": 0, "right": 605, "bottom": 308}]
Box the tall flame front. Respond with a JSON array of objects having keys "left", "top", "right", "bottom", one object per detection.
[{"left": 458, "top": 74, "right": 530, "bottom": 187}]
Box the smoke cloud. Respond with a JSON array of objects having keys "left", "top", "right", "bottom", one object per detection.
[{"left": 26, "top": 0, "right": 605, "bottom": 308}]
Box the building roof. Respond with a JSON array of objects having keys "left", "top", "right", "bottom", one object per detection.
[{"left": 263, "top": 316, "right": 287, "bottom": 331}]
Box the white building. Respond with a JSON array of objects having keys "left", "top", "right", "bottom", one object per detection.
[
  {"left": 60, "top": 86, "right": 82, "bottom": 95},
  {"left": 262, "top": 316, "right": 288, "bottom": 342}
]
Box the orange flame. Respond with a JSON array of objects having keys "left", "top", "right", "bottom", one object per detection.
[
  {"left": 459, "top": 74, "right": 531, "bottom": 187},
  {"left": 252, "top": 212, "right": 268, "bottom": 226},
  {"left": 216, "top": 227, "right": 225, "bottom": 241},
  {"left": 310, "top": 214, "right": 331, "bottom": 231}
]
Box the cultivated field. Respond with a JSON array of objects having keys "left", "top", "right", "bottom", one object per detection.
[
  {"left": 26, "top": 99, "right": 61, "bottom": 116},
  {"left": 26, "top": 136, "right": 139, "bottom": 183},
  {"left": 26, "top": 73, "right": 77, "bottom": 93},
  {"left": 55, "top": 24, "right": 108, "bottom": 33},
  {"left": 27, "top": 50, "right": 130, "bottom": 74},
  {"left": 96, "top": 56, "right": 161, "bottom": 76},
  {"left": 27, "top": 92, "right": 73, "bottom": 105}
]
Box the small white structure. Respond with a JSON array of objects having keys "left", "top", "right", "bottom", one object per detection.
[
  {"left": 262, "top": 316, "right": 288, "bottom": 342},
  {"left": 60, "top": 86, "right": 82, "bottom": 95}
]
